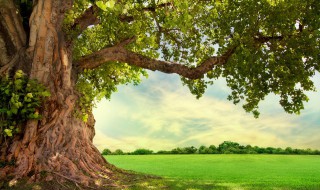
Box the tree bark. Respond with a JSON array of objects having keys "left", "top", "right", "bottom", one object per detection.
[
  {"left": 0, "top": 0, "right": 116, "bottom": 187},
  {"left": 0, "top": 0, "right": 236, "bottom": 187},
  {"left": 77, "top": 43, "right": 236, "bottom": 80}
]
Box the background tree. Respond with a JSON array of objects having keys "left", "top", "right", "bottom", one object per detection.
[
  {"left": 208, "top": 145, "right": 218, "bottom": 154},
  {"left": 218, "top": 141, "right": 241, "bottom": 154},
  {"left": 198, "top": 145, "right": 209, "bottom": 154},
  {"left": 113, "top": 149, "right": 125, "bottom": 155},
  {"left": 183, "top": 146, "right": 198, "bottom": 154},
  {"left": 101, "top": 148, "right": 112, "bottom": 155},
  {"left": 131, "top": 148, "right": 153, "bottom": 155},
  {"left": 0, "top": 0, "right": 319, "bottom": 188}
]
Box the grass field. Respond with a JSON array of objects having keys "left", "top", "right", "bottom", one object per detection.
[{"left": 105, "top": 154, "right": 320, "bottom": 190}]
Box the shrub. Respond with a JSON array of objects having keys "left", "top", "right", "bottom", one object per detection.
[
  {"left": 113, "top": 149, "right": 124, "bottom": 155},
  {"left": 101, "top": 148, "right": 112, "bottom": 155},
  {"left": 132, "top": 148, "right": 153, "bottom": 155}
]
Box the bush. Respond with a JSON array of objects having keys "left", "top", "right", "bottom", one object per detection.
[
  {"left": 113, "top": 149, "right": 124, "bottom": 155},
  {"left": 101, "top": 148, "right": 111, "bottom": 155},
  {"left": 157, "top": 150, "right": 172, "bottom": 154},
  {"left": 132, "top": 148, "right": 153, "bottom": 155}
]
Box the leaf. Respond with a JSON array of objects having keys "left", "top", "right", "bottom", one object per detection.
[
  {"left": 11, "top": 108, "right": 18, "bottom": 114},
  {"left": 6, "top": 110, "right": 12, "bottom": 117},
  {"left": 14, "top": 70, "right": 24, "bottom": 79},
  {"left": 41, "top": 91, "right": 51, "bottom": 97},
  {"left": 95, "top": 1, "right": 107, "bottom": 11},
  {"left": 105, "top": 0, "right": 115, "bottom": 9},
  {"left": 4, "top": 129, "right": 12, "bottom": 137},
  {"left": 95, "top": 0, "right": 115, "bottom": 11}
]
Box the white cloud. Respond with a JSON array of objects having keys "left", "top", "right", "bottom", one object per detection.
[{"left": 93, "top": 72, "right": 320, "bottom": 151}]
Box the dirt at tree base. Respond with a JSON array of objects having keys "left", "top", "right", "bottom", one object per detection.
[{"left": 0, "top": 168, "right": 160, "bottom": 190}]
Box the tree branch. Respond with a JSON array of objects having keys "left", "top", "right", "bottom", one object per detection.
[
  {"left": 141, "top": 2, "right": 173, "bottom": 12},
  {"left": 254, "top": 33, "right": 284, "bottom": 43},
  {"left": 76, "top": 44, "right": 236, "bottom": 80},
  {"left": 119, "top": 2, "right": 173, "bottom": 23},
  {"left": 71, "top": 5, "right": 100, "bottom": 37},
  {"left": 0, "top": 0, "right": 27, "bottom": 75}
]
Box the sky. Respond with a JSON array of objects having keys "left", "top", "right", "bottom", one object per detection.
[{"left": 93, "top": 71, "right": 320, "bottom": 152}]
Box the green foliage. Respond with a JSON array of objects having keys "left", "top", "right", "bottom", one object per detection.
[
  {"left": 0, "top": 70, "right": 50, "bottom": 138},
  {"left": 108, "top": 141, "right": 320, "bottom": 155},
  {"left": 69, "top": 3, "right": 149, "bottom": 119},
  {"left": 75, "top": 62, "right": 147, "bottom": 121},
  {"left": 198, "top": 145, "right": 218, "bottom": 154},
  {"left": 95, "top": 0, "right": 115, "bottom": 11},
  {"left": 100, "top": 148, "right": 125, "bottom": 155},
  {"left": 171, "top": 146, "right": 198, "bottom": 154},
  {"left": 113, "top": 149, "right": 124, "bottom": 155},
  {"left": 131, "top": 148, "right": 153, "bottom": 155},
  {"left": 101, "top": 148, "right": 125, "bottom": 155},
  {"left": 67, "top": 0, "right": 320, "bottom": 117},
  {"left": 101, "top": 148, "right": 112, "bottom": 155}
]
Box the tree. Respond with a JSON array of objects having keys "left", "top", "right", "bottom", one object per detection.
[
  {"left": 198, "top": 145, "right": 209, "bottom": 154},
  {"left": 285, "top": 147, "right": 293, "bottom": 154},
  {"left": 245, "top": 145, "right": 257, "bottom": 154},
  {"left": 183, "top": 146, "right": 198, "bottom": 154},
  {"left": 208, "top": 145, "right": 218, "bottom": 154},
  {"left": 101, "top": 148, "right": 111, "bottom": 155},
  {"left": 218, "top": 141, "right": 240, "bottom": 154},
  {"left": 157, "top": 150, "right": 172, "bottom": 154},
  {"left": 171, "top": 147, "right": 183, "bottom": 154},
  {"left": 131, "top": 148, "right": 153, "bottom": 155},
  {"left": 0, "top": 0, "right": 319, "bottom": 188},
  {"left": 113, "top": 149, "right": 124, "bottom": 155}
]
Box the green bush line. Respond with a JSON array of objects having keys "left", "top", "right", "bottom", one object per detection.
[{"left": 101, "top": 141, "right": 320, "bottom": 155}]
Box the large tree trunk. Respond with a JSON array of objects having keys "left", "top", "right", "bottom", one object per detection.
[{"left": 0, "top": 0, "right": 115, "bottom": 187}]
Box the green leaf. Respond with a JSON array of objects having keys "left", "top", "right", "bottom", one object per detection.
[
  {"left": 14, "top": 70, "right": 24, "bottom": 79},
  {"left": 41, "top": 91, "right": 51, "bottom": 97},
  {"left": 105, "top": 0, "right": 115, "bottom": 9},
  {"left": 4, "top": 129, "right": 12, "bottom": 137},
  {"left": 95, "top": 1, "right": 107, "bottom": 11},
  {"left": 11, "top": 108, "right": 18, "bottom": 114}
]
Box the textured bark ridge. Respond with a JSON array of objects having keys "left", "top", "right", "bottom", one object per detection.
[
  {"left": 0, "top": 0, "right": 28, "bottom": 75},
  {"left": 0, "top": 0, "right": 116, "bottom": 187}
]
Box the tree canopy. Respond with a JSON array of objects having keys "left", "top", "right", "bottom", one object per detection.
[
  {"left": 1, "top": 0, "right": 320, "bottom": 187},
  {"left": 65, "top": 0, "right": 320, "bottom": 117}
]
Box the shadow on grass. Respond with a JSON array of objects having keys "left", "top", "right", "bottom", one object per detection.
[
  {"left": 128, "top": 178, "right": 232, "bottom": 190},
  {"left": 126, "top": 174, "right": 320, "bottom": 190},
  {"left": 1, "top": 171, "right": 320, "bottom": 190}
]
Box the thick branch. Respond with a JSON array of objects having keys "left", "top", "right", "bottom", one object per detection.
[
  {"left": 254, "top": 33, "right": 284, "bottom": 43},
  {"left": 0, "top": 0, "right": 27, "bottom": 74},
  {"left": 119, "top": 2, "right": 173, "bottom": 23},
  {"left": 141, "top": 2, "right": 173, "bottom": 12},
  {"left": 77, "top": 45, "right": 236, "bottom": 80},
  {"left": 71, "top": 5, "right": 100, "bottom": 37}
]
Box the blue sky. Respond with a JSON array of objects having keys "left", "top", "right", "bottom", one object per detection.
[{"left": 93, "top": 71, "right": 320, "bottom": 152}]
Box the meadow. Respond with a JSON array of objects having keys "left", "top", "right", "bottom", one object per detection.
[{"left": 105, "top": 154, "right": 320, "bottom": 190}]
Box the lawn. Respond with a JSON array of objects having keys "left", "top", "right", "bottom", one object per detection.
[{"left": 105, "top": 154, "right": 320, "bottom": 190}]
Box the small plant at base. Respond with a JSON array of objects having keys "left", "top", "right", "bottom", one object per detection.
[{"left": 0, "top": 70, "right": 50, "bottom": 139}]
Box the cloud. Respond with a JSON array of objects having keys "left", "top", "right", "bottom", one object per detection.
[
  {"left": 93, "top": 71, "right": 320, "bottom": 151},
  {"left": 94, "top": 128, "right": 177, "bottom": 152}
]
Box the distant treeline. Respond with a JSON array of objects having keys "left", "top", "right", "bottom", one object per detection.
[{"left": 101, "top": 141, "right": 320, "bottom": 155}]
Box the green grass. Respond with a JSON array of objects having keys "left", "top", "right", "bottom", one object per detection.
[{"left": 105, "top": 154, "right": 320, "bottom": 189}]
